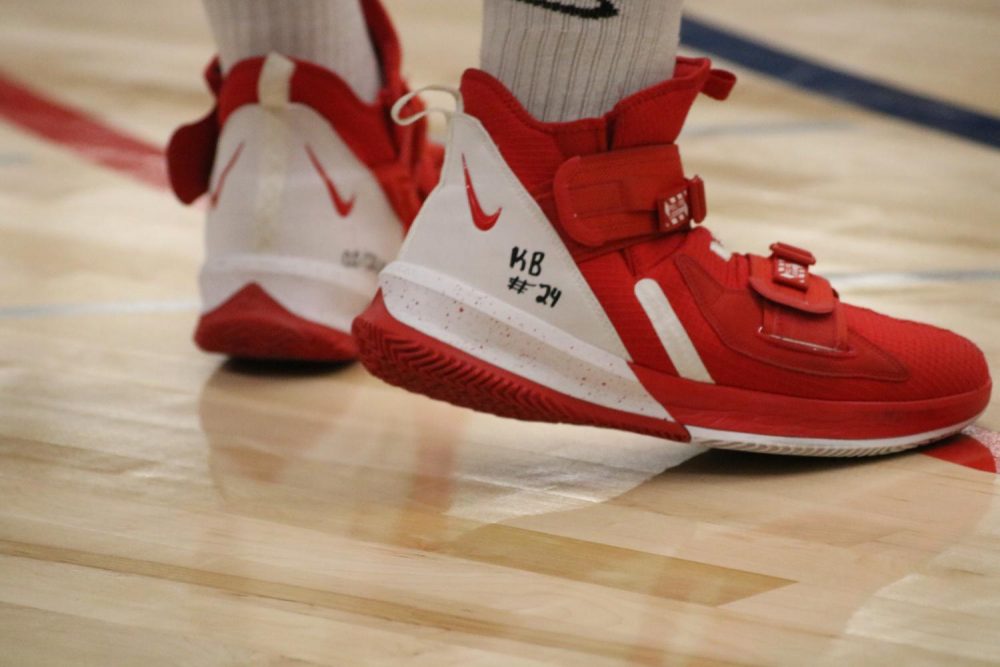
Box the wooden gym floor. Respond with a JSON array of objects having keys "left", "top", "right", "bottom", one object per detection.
[{"left": 1, "top": 1, "right": 998, "bottom": 664}]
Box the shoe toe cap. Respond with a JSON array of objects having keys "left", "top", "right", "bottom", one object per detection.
[{"left": 847, "top": 305, "right": 991, "bottom": 401}]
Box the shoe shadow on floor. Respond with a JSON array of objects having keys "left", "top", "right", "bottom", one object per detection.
[{"left": 219, "top": 356, "right": 355, "bottom": 377}]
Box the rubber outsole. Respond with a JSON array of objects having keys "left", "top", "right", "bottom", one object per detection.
[
  {"left": 195, "top": 283, "right": 357, "bottom": 361},
  {"left": 354, "top": 291, "right": 985, "bottom": 457},
  {"left": 353, "top": 293, "right": 690, "bottom": 443}
]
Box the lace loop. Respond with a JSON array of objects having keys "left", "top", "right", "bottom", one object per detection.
[{"left": 390, "top": 85, "right": 464, "bottom": 126}]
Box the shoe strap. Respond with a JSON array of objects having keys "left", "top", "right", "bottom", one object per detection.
[
  {"left": 748, "top": 243, "right": 837, "bottom": 314},
  {"left": 553, "top": 144, "right": 706, "bottom": 248},
  {"left": 166, "top": 59, "right": 224, "bottom": 204}
]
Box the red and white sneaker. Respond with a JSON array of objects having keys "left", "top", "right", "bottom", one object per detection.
[
  {"left": 167, "top": 0, "right": 439, "bottom": 361},
  {"left": 353, "top": 58, "right": 992, "bottom": 456}
]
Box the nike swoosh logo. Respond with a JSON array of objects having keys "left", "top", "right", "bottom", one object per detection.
[
  {"left": 512, "top": 0, "right": 619, "bottom": 19},
  {"left": 462, "top": 155, "right": 502, "bottom": 231},
  {"left": 209, "top": 142, "right": 245, "bottom": 209},
  {"left": 305, "top": 145, "right": 356, "bottom": 217}
]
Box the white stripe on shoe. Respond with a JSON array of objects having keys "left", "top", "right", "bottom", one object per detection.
[
  {"left": 634, "top": 278, "right": 714, "bottom": 384},
  {"left": 254, "top": 53, "right": 295, "bottom": 251}
]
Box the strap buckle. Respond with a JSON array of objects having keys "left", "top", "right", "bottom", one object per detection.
[
  {"left": 769, "top": 242, "right": 815, "bottom": 291},
  {"left": 657, "top": 176, "right": 706, "bottom": 233}
]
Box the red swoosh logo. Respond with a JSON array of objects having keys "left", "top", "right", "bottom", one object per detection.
[
  {"left": 209, "top": 142, "right": 244, "bottom": 208},
  {"left": 305, "top": 145, "right": 356, "bottom": 217},
  {"left": 462, "top": 154, "right": 501, "bottom": 231}
]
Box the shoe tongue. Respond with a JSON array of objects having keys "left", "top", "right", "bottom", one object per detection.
[
  {"left": 607, "top": 58, "right": 715, "bottom": 150},
  {"left": 460, "top": 58, "right": 720, "bottom": 162}
]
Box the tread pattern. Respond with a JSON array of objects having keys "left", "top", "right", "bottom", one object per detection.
[{"left": 354, "top": 294, "right": 690, "bottom": 443}]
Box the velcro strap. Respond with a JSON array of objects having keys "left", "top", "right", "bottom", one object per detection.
[
  {"left": 166, "top": 59, "right": 224, "bottom": 204},
  {"left": 167, "top": 110, "right": 220, "bottom": 204},
  {"left": 204, "top": 58, "right": 223, "bottom": 96},
  {"left": 748, "top": 247, "right": 836, "bottom": 315},
  {"left": 702, "top": 68, "right": 737, "bottom": 101},
  {"left": 761, "top": 298, "right": 847, "bottom": 353},
  {"left": 553, "top": 144, "right": 707, "bottom": 248}
]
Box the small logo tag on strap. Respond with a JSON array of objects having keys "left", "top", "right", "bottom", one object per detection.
[
  {"left": 657, "top": 176, "right": 706, "bottom": 233},
  {"left": 662, "top": 194, "right": 690, "bottom": 230},
  {"left": 774, "top": 258, "right": 809, "bottom": 289},
  {"left": 770, "top": 243, "right": 816, "bottom": 291}
]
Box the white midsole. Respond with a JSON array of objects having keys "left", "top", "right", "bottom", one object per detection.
[
  {"left": 688, "top": 418, "right": 978, "bottom": 454},
  {"left": 380, "top": 261, "right": 675, "bottom": 422},
  {"left": 201, "top": 254, "right": 375, "bottom": 332},
  {"left": 379, "top": 261, "right": 976, "bottom": 453}
]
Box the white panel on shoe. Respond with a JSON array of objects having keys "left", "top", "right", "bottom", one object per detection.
[
  {"left": 382, "top": 114, "right": 674, "bottom": 422},
  {"left": 392, "top": 114, "right": 629, "bottom": 359},
  {"left": 381, "top": 264, "right": 674, "bottom": 420},
  {"left": 253, "top": 54, "right": 295, "bottom": 251},
  {"left": 202, "top": 95, "right": 403, "bottom": 330}
]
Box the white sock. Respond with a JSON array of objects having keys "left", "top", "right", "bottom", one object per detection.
[
  {"left": 480, "top": 0, "right": 684, "bottom": 121},
  {"left": 203, "top": 0, "right": 382, "bottom": 102}
]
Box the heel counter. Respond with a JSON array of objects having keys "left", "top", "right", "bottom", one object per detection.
[
  {"left": 206, "top": 105, "right": 403, "bottom": 265},
  {"left": 386, "top": 114, "right": 629, "bottom": 359}
]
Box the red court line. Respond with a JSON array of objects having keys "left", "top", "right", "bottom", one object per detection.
[
  {"left": 925, "top": 426, "right": 1000, "bottom": 474},
  {"left": 0, "top": 70, "right": 168, "bottom": 190}
]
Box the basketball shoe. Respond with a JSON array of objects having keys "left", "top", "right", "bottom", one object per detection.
[
  {"left": 353, "top": 57, "right": 991, "bottom": 456},
  {"left": 167, "top": 0, "right": 439, "bottom": 361}
]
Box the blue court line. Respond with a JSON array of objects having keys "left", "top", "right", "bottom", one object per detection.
[
  {"left": 685, "top": 119, "right": 852, "bottom": 139},
  {"left": 682, "top": 16, "right": 1000, "bottom": 149}
]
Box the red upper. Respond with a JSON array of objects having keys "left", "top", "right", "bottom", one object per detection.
[
  {"left": 166, "top": 0, "right": 441, "bottom": 227},
  {"left": 460, "top": 58, "right": 990, "bottom": 403}
]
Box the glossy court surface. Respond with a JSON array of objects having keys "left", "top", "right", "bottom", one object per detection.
[{"left": 1, "top": 1, "right": 999, "bottom": 664}]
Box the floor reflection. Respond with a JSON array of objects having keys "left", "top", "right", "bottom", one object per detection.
[
  {"left": 199, "top": 360, "right": 709, "bottom": 534},
  {"left": 196, "top": 362, "right": 997, "bottom": 662},
  {"left": 200, "top": 358, "right": 356, "bottom": 487}
]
